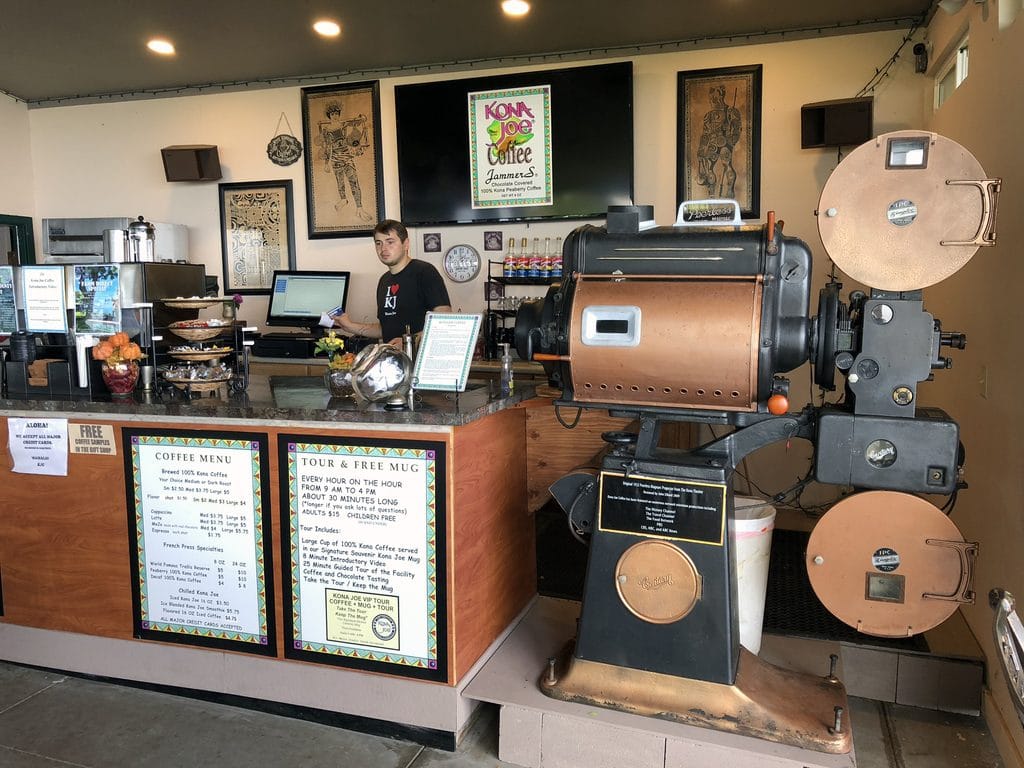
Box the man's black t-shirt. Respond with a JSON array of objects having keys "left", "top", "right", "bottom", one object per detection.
[{"left": 375, "top": 259, "right": 451, "bottom": 341}]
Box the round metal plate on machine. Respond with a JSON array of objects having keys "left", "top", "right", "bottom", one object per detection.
[
  {"left": 817, "top": 130, "right": 995, "bottom": 291},
  {"left": 615, "top": 540, "right": 701, "bottom": 624},
  {"left": 806, "top": 491, "right": 976, "bottom": 638}
]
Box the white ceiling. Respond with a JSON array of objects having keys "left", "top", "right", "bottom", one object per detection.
[{"left": 0, "top": 1, "right": 934, "bottom": 107}]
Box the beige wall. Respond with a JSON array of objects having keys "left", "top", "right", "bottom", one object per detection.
[
  {"left": 0, "top": 95, "right": 35, "bottom": 216},
  {"left": 921, "top": 5, "right": 1024, "bottom": 766},
  {"left": 24, "top": 29, "right": 919, "bottom": 326}
]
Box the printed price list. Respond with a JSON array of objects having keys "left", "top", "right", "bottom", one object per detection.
[{"left": 135, "top": 442, "right": 265, "bottom": 638}]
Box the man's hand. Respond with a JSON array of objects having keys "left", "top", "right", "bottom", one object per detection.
[{"left": 332, "top": 312, "right": 355, "bottom": 332}]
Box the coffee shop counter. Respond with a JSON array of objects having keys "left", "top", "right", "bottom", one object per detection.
[{"left": 0, "top": 375, "right": 538, "bottom": 748}]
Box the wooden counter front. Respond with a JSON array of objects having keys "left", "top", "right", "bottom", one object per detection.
[{"left": 0, "top": 408, "right": 533, "bottom": 689}]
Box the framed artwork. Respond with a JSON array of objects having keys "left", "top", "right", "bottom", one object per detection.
[
  {"left": 483, "top": 231, "right": 503, "bottom": 251},
  {"left": 219, "top": 180, "right": 296, "bottom": 295},
  {"left": 677, "top": 65, "right": 762, "bottom": 219},
  {"left": 423, "top": 233, "right": 441, "bottom": 253},
  {"left": 301, "top": 81, "right": 384, "bottom": 239}
]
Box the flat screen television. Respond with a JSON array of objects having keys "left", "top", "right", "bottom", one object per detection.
[
  {"left": 265, "top": 270, "right": 350, "bottom": 333},
  {"left": 395, "top": 61, "right": 634, "bottom": 226}
]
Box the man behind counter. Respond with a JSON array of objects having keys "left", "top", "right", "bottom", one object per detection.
[{"left": 334, "top": 220, "right": 452, "bottom": 346}]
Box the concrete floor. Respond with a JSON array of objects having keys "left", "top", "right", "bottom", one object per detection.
[{"left": 0, "top": 661, "right": 1004, "bottom": 768}]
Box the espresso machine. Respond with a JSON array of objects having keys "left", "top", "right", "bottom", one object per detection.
[{"left": 515, "top": 132, "right": 999, "bottom": 753}]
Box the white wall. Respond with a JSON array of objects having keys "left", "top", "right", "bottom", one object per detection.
[
  {"left": 25, "top": 29, "right": 921, "bottom": 329},
  {"left": 920, "top": 5, "right": 1024, "bottom": 766},
  {"left": 0, "top": 95, "right": 35, "bottom": 216}
]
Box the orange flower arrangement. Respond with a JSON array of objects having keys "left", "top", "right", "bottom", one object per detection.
[{"left": 92, "top": 332, "right": 144, "bottom": 367}]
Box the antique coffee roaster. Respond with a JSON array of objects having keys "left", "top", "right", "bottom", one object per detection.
[{"left": 514, "top": 132, "right": 1000, "bottom": 753}]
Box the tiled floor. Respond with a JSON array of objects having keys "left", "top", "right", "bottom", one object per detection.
[{"left": 0, "top": 661, "right": 1004, "bottom": 768}]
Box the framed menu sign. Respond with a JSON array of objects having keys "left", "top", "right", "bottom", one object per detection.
[
  {"left": 279, "top": 435, "right": 448, "bottom": 681},
  {"left": 123, "top": 429, "right": 275, "bottom": 654}
]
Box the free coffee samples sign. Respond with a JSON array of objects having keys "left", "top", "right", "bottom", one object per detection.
[{"left": 280, "top": 435, "right": 448, "bottom": 681}]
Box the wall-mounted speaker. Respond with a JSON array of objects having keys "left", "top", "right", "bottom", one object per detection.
[
  {"left": 160, "top": 144, "right": 222, "bottom": 182},
  {"left": 800, "top": 97, "right": 874, "bottom": 149}
]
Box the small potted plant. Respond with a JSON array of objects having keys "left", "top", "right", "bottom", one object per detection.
[
  {"left": 92, "top": 332, "right": 144, "bottom": 395},
  {"left": 314, "top": 331, "right": 356, "bottom": 397},
  {"left": 223, "top": 293, "right": 243, "bottom": 319}
]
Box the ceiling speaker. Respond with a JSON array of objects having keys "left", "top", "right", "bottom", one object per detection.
[{"left": 161, "top": 145, "right": 222, "bottom": 182}]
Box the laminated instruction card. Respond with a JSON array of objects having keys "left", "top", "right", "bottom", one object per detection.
[
  {"left": 21, "top": 266, "right": 68, "bottom": 334},
  {"left": 411, "top": 312, "right": 481, "bottom": 392}
]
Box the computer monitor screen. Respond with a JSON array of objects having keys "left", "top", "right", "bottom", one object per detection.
[{"left": 265, "top": 270, "right": 350, "bottom": 330}]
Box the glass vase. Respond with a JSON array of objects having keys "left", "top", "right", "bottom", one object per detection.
[
  {"left": 324, "top": 368, "right": 353, "bottom": 399},
  {"left": 101, "top": 361, "right": 140, "bottom": 396}
]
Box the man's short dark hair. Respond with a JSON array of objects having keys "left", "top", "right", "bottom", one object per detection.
[{"left": 374, "top": 219, "right": 408, "bottom": 242}]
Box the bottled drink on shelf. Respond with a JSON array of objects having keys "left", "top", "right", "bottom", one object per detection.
[
  {"left": 503, "top": 238, "right": 516, "bottom": 278},
  {"left": 528, "top": 237, "right": 541, "bottom": 278},
  {"left": 541, "top": 236, "right": 553, "bottom": 279},
  {"left": 551, "top": 236, "right": 564, "bottom": 278},
  {"left": 517, "top": 237, "right": 529, "bottom": 278}
]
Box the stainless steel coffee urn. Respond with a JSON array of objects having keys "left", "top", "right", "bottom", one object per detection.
[
  {"left": 103, "top": 228, "right": 128, "bottom": 262},
  {"left": 126, "top": 216, "right": 156, "bottom": 262}
]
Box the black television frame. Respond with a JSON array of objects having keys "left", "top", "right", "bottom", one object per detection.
[
  {"left": 265, "top": 269, "right": 351, "bottom": 332},
  {"left": 395, "top": 61, "right": 635, "bottom": 226}
]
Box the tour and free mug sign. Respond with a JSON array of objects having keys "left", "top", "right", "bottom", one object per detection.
[{"left": 281, "top": 436, "right": 448, "bottom": 681}]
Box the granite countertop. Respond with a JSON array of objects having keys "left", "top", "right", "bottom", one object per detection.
[
  {"left": 0, "top": 374, "right": 536, "bottom": 427},
  {"left": 252, "top": 355, "right": 548, "bottom": 377}
]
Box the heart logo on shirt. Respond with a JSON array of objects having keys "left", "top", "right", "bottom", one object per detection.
[{"left": 389, "top": 285, "right": 399, "bottom": 295}]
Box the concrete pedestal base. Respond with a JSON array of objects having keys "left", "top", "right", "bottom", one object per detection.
[{"left": 465, "top": 597, "right": 857, "bottom": 768}]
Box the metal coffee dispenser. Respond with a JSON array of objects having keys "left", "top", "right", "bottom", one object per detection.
[
  {"left": 102, "top": 216, "right": 156, "bottom": 263},
  {"left": 516, "top": 132, "right": 999, "bottom": 753},
  {"left": 126, "top": 216, "right": 156, "bottom": 262}
]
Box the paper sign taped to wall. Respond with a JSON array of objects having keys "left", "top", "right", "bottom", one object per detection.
[{"left": 8, "top": 417, "right": 69, "bottom": 475}]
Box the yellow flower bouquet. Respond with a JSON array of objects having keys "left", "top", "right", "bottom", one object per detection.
[{"left": 313, "top": 331, "right": 355, "bottom": 371}]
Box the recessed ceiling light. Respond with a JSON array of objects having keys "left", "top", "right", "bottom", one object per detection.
[
  {"left": 147, "top": 39, "right": 175, "bottom": 55},
  {"left": 313, "top": 19, "right": 341, "bottom": 37},
  {"left": 501, "top": 0, "right": 530, "bottom": 17}
]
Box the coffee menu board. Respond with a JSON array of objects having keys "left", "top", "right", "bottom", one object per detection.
[
  {"left": 280, "top": 435, "right": 448, "bottom": 681},
  {"left": 123, "top": 429, "right": 275, "bottom": 654}
]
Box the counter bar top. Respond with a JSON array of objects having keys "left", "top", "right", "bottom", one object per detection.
[{"left": 0, "top": 375, "right": 535, "bottom": 427}]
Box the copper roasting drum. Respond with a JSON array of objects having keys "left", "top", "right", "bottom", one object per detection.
[
  {"left": 568, "top": 276, "right": 762, "bottom": 411},
  {"left": 817, "top": 130, "right": 999, "bottom": 291},
  {"left": 806, "top": 491, "right": 977, "bottom": 638}
]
